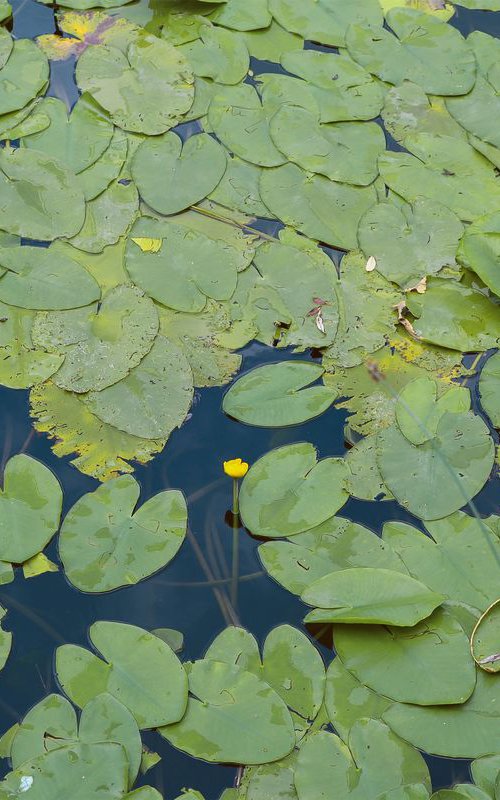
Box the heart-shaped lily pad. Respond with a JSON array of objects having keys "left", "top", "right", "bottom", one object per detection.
[
  {"left": 132, "top": 132, "right": 227, "bottom": 216},
  {"left": 56, "top": 621, "right": 188, "bottom": 728},
  {"left": 59, "top": 474, "right": 187, "bottom": 592},
  {"left": 479, "top": 351, "right": 500, "bottom": 428},
  {"left": 240, "top": 443, "right": 349, "bottom": 538},
  {"left": 0, "top": 39, "right": 49, "bottom": 115},
  {"left": 470, "top": 600, "right": 500, "bottom": 673},
  {"left": 0, "top": 454, "right": 62, "bottom": 564},
  {"left": 223, "top": 362, "right": 336, "bottom": 427}
]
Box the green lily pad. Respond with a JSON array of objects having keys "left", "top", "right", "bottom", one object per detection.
[
  {"left": 0, "top": 743, "right": 129, "bottom": 800},
  {"left": 358, "top": 199, "right": 463, "bottom": 289},
  {"left": 382, "top": 82, "right": 466, "bottom": 145},
  {"left": 334, "top": 607, "right": 476, "bottom": 705},
  {"left": 32, "top": 284, "right": 159, "bottom": 393},
  {"left": 471, "top": 755, "right": 500, "bottom": 796},
  {"left": 126, "top": 217, "right": 239, "bottom": 312},
  {"left": 77, "top": 128, "right": 128, "bottom": 201},
  {"left": 208, "top": 79, "right": 317, "bottom": 167},
  {"left": 260, "top": 163, "right": 377, "bottom": 251},
  {"left": 346, "top": 8, "right": 475, "bottom": 96},
  {"left": 178, "top": 23, "right": 249, "bottom": 84},
  {"left": 0, "top": 244, "right": 101, "bottom": 310},
  {"left": 406, "top": 278, "right": 500, "bottom": 351},
  {"left": 30, "top": 380, "right": 166, "bottom": 482},
  {"left": 384, "top": 669, "right": 500, "bottom": 758},
  {"left": 243, "top": 21, "right": 302, "bottom": 61},
  {"left": 345, "top": 435, "right": 394, "bottom": 501},
  {"left": 302, "top": 568, "right": 444, "bottom": 626},
  {"left": 59, "top": 474, "right": 187, "bottom": 592},
  {"left": 395, "top": 378, "right": 470, "bottom": 446},
  {"left": 159, "top": 659, "right": 295, "bottom": 764},
  {"left": 208, "top": 154, "right": 271, "bottom": 218},
  {"left": 68, "top": 179, "right": 139, "bottom": 254},
  {"left": 377, "top": 411, "right": 494, "bottom": 520},
  {"left": 79, "top": 693, "right": 142, "bottom": 785},
  {"left": 152, "top": 628, "right": 184, "bottom": 653},
  {"left": 210, "top": 0, "right": 271, "bottom": 30},
  {"left": 458, "top": 211, "right": 500, "bottom": 298},
  {"left": 132, "top": 132, "right": 226, "bottom": 216},
  {"left": 325, "top": 657, "right": 392, "bottom": 743},
  {"left": 56, "top": 621, "right": 188, "bottom": 728},
  {"left": 240, "top": 443, "right": 348, "bottom": 539},
  {"left": 0, "top": 39, "right": 48, "bottom": 115},
  {"left": 0, "top": 301, "right": 64, "bottom": 389},
  {"left": 295, "top": 719, "right": 430, "bottom": 800},
  {"left": 10, "top": 695, "right": 77, "bottom": 769},
  {"left": 0, "top": 147, "right": 85, "bottom": 241},
  {"left": 471, "top": 601, "right": 500, "bottom": 673},
  {"left": 76, "top": 35, "right": 194, "bottom": 134},
  {"left": 22, "top": 94, "right": 113, "bottom": 174},
  {"left": 223, "top": 362, "right": 336, "bottom": 427},
  {"left": 0, "top": 28, "right": 12, "bottom": 69},
  {"left": 479, "top": 351, "right": 500, "bottom": 428},
  {"left": 0, "top": 454, "right": 62, "bottom": 564},
  {"left": 269, "top": 107, "right": 384, "bottom": 185},
  {"left": 84, "top": 335, "right": 193, "bottom": 439},
  {"left": 269, "top": 0, "right": 383, "bottom": 47},
  {"left": 0, "top": 605, "right": 11, "bottom": 672},
  {"left": 259, "top": 517, "right": 404, "bottom": 597},
  {"left": 281, "top": 50, "right": 384, "bottom": 122}
]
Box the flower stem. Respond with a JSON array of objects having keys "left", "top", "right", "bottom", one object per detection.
[
  {"left": 232, "top": 478, "right": 240, "bottom": 517},
  {"left": 231, "top": 478, "right": 240, "bottom": 609}
]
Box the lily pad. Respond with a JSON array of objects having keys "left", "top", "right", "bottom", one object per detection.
[
  {"left": 223, "top": 362, "right": 336, "bottom": 427},
  {"left": 126, "top": 217, "right": 238, "bottom": 312},
  {"left": 0, "top": 244, "right": 101, "bottom": 310},
  {"left": 395, "top": 378, "right": 470, "bottom": 446},
  {"left": 269, "top": 0, "right": 383, "bottom": 47},
  {"left": 32, "top": 284, "right": 159, "bottom": 393},
  {"left": 346, "top": 8, "right": 475, "bottom": 96},
  {"left": 77, "top": 128, "right": 128, "bottom": 201},
  {"left": 0, "top": 39, "right": 49, "bottom": 115},
  {"left": 479, "top": 351, "right": 500, "bottom": 428},
  {"left": 178, "top": 23, "right": 249, "bottom": 84},
  {"left": 382, "top": 81, "right": 466, "bottom": 145},
  {"left": 9, "top": 695, "right": 77, "bottom": 769},
  {"left": 281, "top": 50, "right": 384, "bottom": 122},
  {"left": 59, "top": 474, "right": 187, "bottom": 592},
  {"left": 260, "top": 162, "right": 378, "bottom": 251},
  {"left": 159, "top": 659, "right": 295, "bottom": 764},
  {"left": 68, "top": 179, "right": 139, "bottom": 254},
  {"left": 0, "top": 147, "right": 85, "bottom": 241},
  {"left": 358, "top": 199, "right": 463, "bottom": 289},
  {"left": 23, "top": 94, "right": 113, "bottom": 174},
  {"left": 458, "top": 211, "right": 500, "bottom": 298},
  {"left": 377, "top": 411, "right": 494, "bottom": 520},
  {"left": 76, "top": 34, "right": 194, "bottom": 134},
  {"left": 240, "top": 443, "right": 348, "bottom": 539},
  {"left": 208, "top": 154, "right": 271, "bottom": 218},
  {"left": 333, "top": 607, "right": 476, "bottom": 705},
  {"left": 302, "top": 567, "right": 444, "bottom": 626},
  {"left": 471, "top": 601, "right": 500, "bottom": 673},
  {"left": 0, "top": 454, "right": 62, "bottom": 564},
  {"left": 295, "top": 719, "right": 430, "bottom": 800},
  {"left": 325, "top": 657, "right": 392, "bottom": 742},
  {"left": 210, "top": 0, "right": 271, "bottom": 30},
  {"left": 132, "top": 132, "right": 226, "bottom": 216},
  {"left": 56, "top": 621, "right": 188, "bottom": 728},
  {"left": 270, "top": 107, "right": 384, "bottom": 185},
  {"left": 0, "top": 302, "right": 64, "bottom": 389},
  {"left": 0, "top": 605, "right": 11, "bottom": 672}
]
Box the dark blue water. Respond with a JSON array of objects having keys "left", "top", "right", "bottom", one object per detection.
[{"left": 0, "top": 2, "right": 499, "bottom": 797}]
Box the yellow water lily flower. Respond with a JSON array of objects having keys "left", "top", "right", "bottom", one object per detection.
[{"left": 223, "top": 458, "right": 249, "bottom": 479}]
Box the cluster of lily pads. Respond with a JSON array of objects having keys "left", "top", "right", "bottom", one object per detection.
[{"left": 1, "top": 0, "right": 500, "bottom": 796}]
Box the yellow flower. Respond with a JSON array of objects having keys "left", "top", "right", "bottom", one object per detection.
[{"left": 223, "top": 458, "right": 249, "bottom": 479}]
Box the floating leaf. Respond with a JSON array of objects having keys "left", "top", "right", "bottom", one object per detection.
[
  {"left": 9, "top": 694, "right": 77, "bottom": 769},
  {"left": 22, "top": 553, "right": 58, "bottom": 578},
  {"left": 22, "top": 94, "right": 113, "bottom": 174},
  {"left": 270, "top": 107, "right": 384, "bottom": 185},
  {"left": 302, "top": 568, "right": 444, "bottom": 626},
  {"left": 346, "top": 8, "right": 475, "bottom": 95},
  {"left": 295, "top": 719, "right": 430, "bottom": 800},
  {"left": 0, "top": 301, "right": 64, "bottom": 389},
  {"left": 377, "top": 411, "right": 494, "bottom": 520},
  {"left": 382, "top": 81, "right": 466, "bottom": 145},
  {"left": 30, "top": 381, "right": 166, "bottom": 482},
  {"left": 259, "top": 517, "right": 404, "bottom": 597},
  {"left": 334, "top": 607, "right": 475, "bottom": 705},
  {"left": 0, "top": 454, "right": 62, "bottom": 564},
  {"left": 269, "top": 0, "right": 383, "bottom": 47},
  {"left": 0, "top": 244, "right": 101, "bottom": 310},
  {"left": 325, "top": 657, "right": 392, "bottom": 743},
  {"left": 471, "top": 600, "right": 500, "bottom": 673},
  {"left": 358, "top": 200, "right": 463, "bottom": 289},
  {"left": 76, "top": 34, "right": 194, "bottom": 134},
  {"left": 178, "top": 23, "right": 249, "bottom": 84},
  {"left": 152, "top": 628, "right": 184, "bottom": 653},
  {"left": 159, "top": 659, "right": 295, "bottom": 764},
  {"left": 479, "top": 351, "right": 500, "bottom": 428},
  {"left": 0, "top": 40, "right": 48, "bottom": 115},
  {"left": 68, "top": 180, "right": 139, "bottom": 254},
  {"left": 345, "top": 435, "right": 394, "bottom": 501},
  {"left": 458, "top": 211, "right": 500, "bottom": 298},
  {"left": 240, "top": 443, "right": 348, "bottom": 539},
  {"left": 208, "top": 154, "right": 272, "bottom": 218},
  {"left": 0, "top": 605, "right": 11, "bottom": 672},
  {"left": 33, "top": 284, "right": 158, "bottom": 393},
  {"left": 260, "top": 163, "right": 377, "bottom": 251},
  {"left": 211, "top": 0, "right": 271, "bottom": 31},
  {"left": 59, "top": 474, "right": 187, "bottom": 592},
  {"left": 223, "top": 362, "right": 336, "bottom": 427},
  {"left": 56, "top": 621, "right": 188, "bottom": 728},
  {"left": 132, "top": 132, "right": 226, "bottom": 216},
  {"left": 395, "top": 377, "right": 470, "bottom": 446},
  {"left": 243, "top": 21, "right": 302, "bottom": 61},
  {"left": 0, "top": 147, "right": 85, "bottom": 241},
  {"left": 77, "top": 128, "right": 128, "bottom": 201}
]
